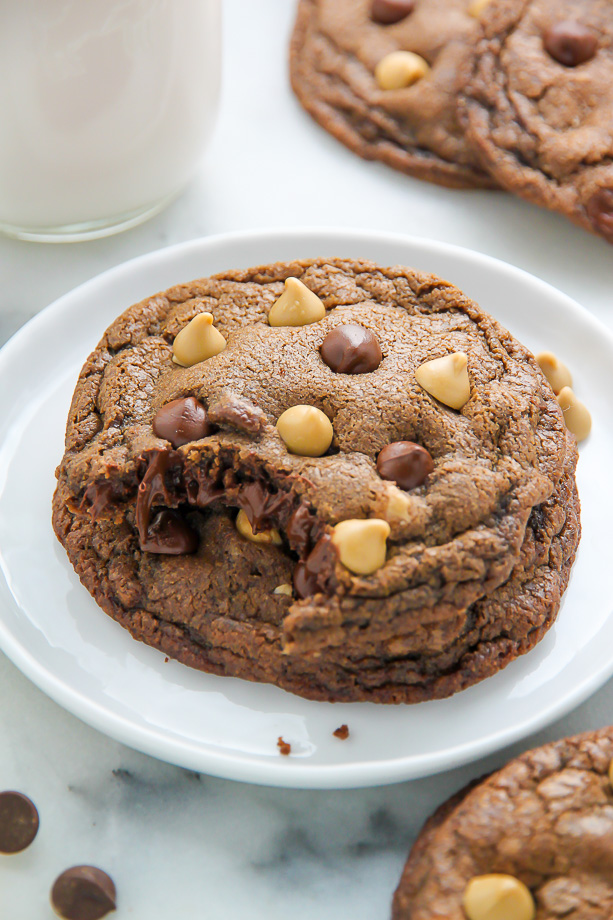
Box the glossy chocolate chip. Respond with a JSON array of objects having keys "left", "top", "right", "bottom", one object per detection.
[
  {"left": 376, "top": 441, "right": 434, "bottom": 490},
  {"left": 141, "top": 510, "right": 198, "bottom": 555},
  {"left": 320, "top": 324, "right": 382, "bottom": 374},
  {"left": 153, "top": 397, "right": 210, "bottom": 448},
  {"left": 543, "top": 21, "right": 597, "bottom": 67},
  {"left": 586, "top": 188, "right": 613, "bottom": 243},
  {"left": 0, "top": 791, "right": 39, "bottom": 853},
  {"left": 371, "top": 0, "right": 415, "bottom": 25},
  {"left": 51, "top": 866, "right": 116, "bottom": 920}
]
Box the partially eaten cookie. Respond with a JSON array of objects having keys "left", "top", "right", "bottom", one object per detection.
[{"left": 52, "top": 257, "right": 580, "bottom": 703}]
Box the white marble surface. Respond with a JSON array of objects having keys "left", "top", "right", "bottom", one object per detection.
[{"left": 1, "top": 0, "right": 612, "bottom": 916}]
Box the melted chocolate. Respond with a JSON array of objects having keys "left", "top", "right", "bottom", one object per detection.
[
  {"left": 83, "top": 480, "right": 116, "bottom": 519},
  {"left": 286, "top": 504, "right": 315, "bottom": 556},
  {"left": 140, "top": 510, "right": 198, "bottom": 555},
  {"left": 136, "top": 450, "right": 197, "bottom": 554},
  {"left": 293, "top": 535, "right": 338, "bottom": 598}
]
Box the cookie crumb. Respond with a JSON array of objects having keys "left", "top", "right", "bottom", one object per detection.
[
  {"left": 164, "top": 657, "right": 169, "bottom": 663},
  {"left": 277, "top": 737, "right": 291, "bottom": 756},
  {"left": 333, "top": 724, "right": 349, "bottom": 740}
]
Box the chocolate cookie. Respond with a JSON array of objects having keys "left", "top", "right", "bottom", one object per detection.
[
  {"left": 52, "top": 258, "right": 580, "bottom": 703},
  {"left": 460, "top": 0, "right": 613, "bottom": 242},
  {"left": 290, "top": 0, "right": 497, "bottom": 189},
  {"left": 393, "top": 726, "right": 613, "bottom": 919}
]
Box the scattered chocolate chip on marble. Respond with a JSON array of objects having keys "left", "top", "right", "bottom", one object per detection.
[
  {"left": 371, "top": 0, "right": 415, "bottom": 25},
  {"left": 141, "top": 510, "right": 199, "bottom": 555},
  {"left": 277, "top": 737, "right": 292, "bottom": 756},
  {"left": 543, "top": 20, "right": 598, "bottom": 67},
  {"left": 320, "top": 324, "right": 382, "bottom": 374},
  {"left": 333, "top": 725, "right": 350, "bottom": 740},
  {"left": 0, "top": 791, "right": 39, "bottom": 853},
  {"left": 153, "top": 396, "right": 211, "bottom": 448},
  {"left": 377, "top": 441, "right": 434, "bottom": 490},
  {"left": 51, "top": 866, "right": 116, "bottom": 920}
]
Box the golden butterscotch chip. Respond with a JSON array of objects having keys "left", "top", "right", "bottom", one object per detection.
[
  {"left": 273, "top": 583, "right": 293, "bottom": 596},
  {"left": 375, "top": 51, "right": 430, "bottom": 90},
  {"left": 415, "top": 351, "right": 470, "bottom": 410},
  {"left": 276, "top": 405, "right": 334, "bottom": 456},
  {"left": 332, "top": 519, "right": 390, "bottom": 575},
  {"left": 608, "top": 757, "right": 613, "bottom": 787},
  {"left": 268, "top": 277, "right": 326, "bottom": 327},
  {"left": 235, "top": 509, "right": 282, "bottom": 546},
  {"left": 536, "top": 351, "right": 572, "bottom": 395},
  {"left": 468, "top": 0, "right": 492, "bottom": 17},
  {"left": 172, "top": 313, "right": 226, "bottom": 367},
  {"left": 556, "top": 386, "right": 591, "bottom": 442},
  {"left": 463, "top": 874, "right": 535, "bottom": 920}
]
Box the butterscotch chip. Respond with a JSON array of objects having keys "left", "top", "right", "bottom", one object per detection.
[
  {"left": 468, "top": 0, "right": 491, "bottom": 17},
  {"left": 236, "top": 509, "right": 282, "bottom": 545},
  {"left": 274, "top": 583, "right": 293, "bottom": 596},
  {"left": 609, "top": 757, "right": 613, "bottom": 787},
  {"left": 276, "top": 405, "right": 333, "bottom": 456},
  {"left": 556, "top": 387, "right": 591, "bottom": 442},
  {"left": 463, "top": 875, "right": 535, "bottom": 920},
  {"left": 375, "top": 51, "right": 429, "bottom": 90},
  {"left": 415, "top": 352, "right": 470, "bottom": 410},
  {"left": 536, "top": 352, "right": 572, "bottom": 395},
  {"left": 172, "top": 313, "right": 226, "bottom": 367},
  {"left": 268, "top": 277, "right": 325, "bottom": 327},
  {"left": 332, "top": 519, "right": 390, "bottom": 575}
]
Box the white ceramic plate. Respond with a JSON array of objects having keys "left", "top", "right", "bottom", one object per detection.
[{"left": 0, "top": 229, "right": 611, "bottom": 789}]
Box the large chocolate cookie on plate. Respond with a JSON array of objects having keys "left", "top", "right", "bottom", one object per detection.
[
  {"left": 290, "top": 0, "right": 496, "bottom": 189},
  {"left": 52, "top": 258, "right": 579, "bottom": 703},
  {"left": 392, "top": 726, "right": 613, "bottom": 919},
  {"left": 460, "top": 0, "right": 613, "bottom": 242}
]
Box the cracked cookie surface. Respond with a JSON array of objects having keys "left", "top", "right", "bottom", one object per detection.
[
  {"left": 393, "top": 727, "right": 613, "bottom": 918},
  {"left": 290, "top": 0, "right": 496, "bottom": 189},
  {"left": 460, "top": 0, "right": 613, "bottom": 242},
  {"left": 52, "top": 257, "right": 580, "bottom": 703}
]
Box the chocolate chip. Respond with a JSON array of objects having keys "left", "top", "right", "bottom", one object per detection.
[
  {"left": 320, "top": 324, "right": 382, "bottom": 374},
  {"left": 141, "top": 510, "right": 198, "bottom": 555},
  {"left": 0, "top": 791, "right": 39, "bottom": 853},
  {"left": 153, "top": 397, "right": 210, "bottom": 448},
  {"left": 376, "top": 441, "right": 434, "bottom": 490},
  {"left": 371, "top": 0, "right": 415, "bottom": 25},
  {"left": 207, "top": 393, "right": 265, "bottom": 434},
  {"left": 51, "top": 866, "right": 116, "bottom": 920},
  {"left": 586, "top": 188, "right": 613, "bottom": 243},
  {"left": 543, "top": 21, "right": 598, "bottom": 67}
]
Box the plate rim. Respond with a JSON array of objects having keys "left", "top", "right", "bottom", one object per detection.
[{"left": 1, "top": 226, "right": 612, "bottom": 789}]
